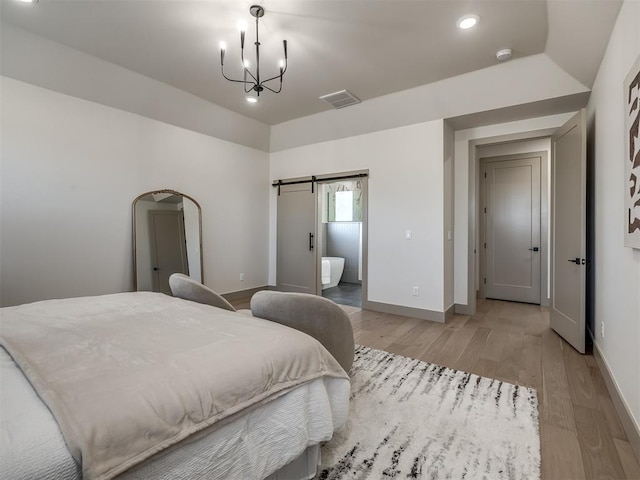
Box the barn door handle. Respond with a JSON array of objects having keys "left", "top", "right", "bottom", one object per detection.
[
  {"left": 309, "top": 233, "right": 314, "bottom": 251},
  {"left": 529, "top": 247, "right": 539, "bottom": 252}
]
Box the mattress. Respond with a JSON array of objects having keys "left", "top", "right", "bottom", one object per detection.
[{"left": 0, "top": 346, "right": 350, "bottom": 479}]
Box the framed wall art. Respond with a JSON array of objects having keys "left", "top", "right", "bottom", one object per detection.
[{"left": 624, "top": 54, "right": 640, "bottom": 249}]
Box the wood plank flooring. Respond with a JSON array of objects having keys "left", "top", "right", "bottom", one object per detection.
[{"left": 231, "top": 296, "right": 640, "bottom": 479}]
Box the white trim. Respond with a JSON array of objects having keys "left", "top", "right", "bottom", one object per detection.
[{"left": 593, "top": 343, "right": 640, "bottom": 464}]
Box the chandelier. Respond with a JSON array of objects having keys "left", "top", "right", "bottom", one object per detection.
[{"left": 219, "top": 5, "right": 288, "bottom": 103}]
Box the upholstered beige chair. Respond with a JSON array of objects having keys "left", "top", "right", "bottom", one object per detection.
[
  {"left": 250, "top": 291, "right": 355, "bottom": 372},
  {"left": 168, "top": 273, "right": 236, "bottom": 312}
]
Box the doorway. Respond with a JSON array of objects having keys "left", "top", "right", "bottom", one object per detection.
[
  {"left": 479, "top": 152, "right": 547, "bottom": 305},
  {"left": 275, "top": 171, "right": 368, "bottom": 308},
  {"left": 465, "top": 111, "right": 587, "bottom": 353},
  {"left": 319, "top": 179, "right": 364, "bottom": 307}
]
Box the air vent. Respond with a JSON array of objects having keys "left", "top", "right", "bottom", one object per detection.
[{"left": 319, "top": 89, "right": 361, "bottom": 109}]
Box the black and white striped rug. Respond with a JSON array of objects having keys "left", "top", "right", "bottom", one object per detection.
[{"left": 318, "top": 346, "right": 540, "bottom": 479}]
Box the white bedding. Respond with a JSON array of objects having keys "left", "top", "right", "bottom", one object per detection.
[
  {"left": 0, "top": 346, "right": 350, "bottom": 480},
  {"left": 0, "top": 292, "right": 351, "bottom": 479}
]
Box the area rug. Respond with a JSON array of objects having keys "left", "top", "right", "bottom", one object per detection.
[{"left": 317, "top": 346, "right": 540, "bottom": 479}]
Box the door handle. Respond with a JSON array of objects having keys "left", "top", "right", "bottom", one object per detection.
[
  {"left": 309, "top": 233, "right": 314, "bottom": 251},
  {"left": 529, "top": 247, "right": 539, "bottom": 252},
  {"left": 567, "top": 258, "right": 582, "bottom": 264}
]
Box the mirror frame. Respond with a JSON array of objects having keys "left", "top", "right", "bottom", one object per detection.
[{"left": 132, "top": 189, "right": 204, "bottom": 291}]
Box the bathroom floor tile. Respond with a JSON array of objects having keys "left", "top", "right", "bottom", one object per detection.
[{"left": 322, "top": 282, "right": 362, "bottom": 307}]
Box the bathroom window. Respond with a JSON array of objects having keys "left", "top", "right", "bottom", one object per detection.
[
  {"left": 334, "top": 191, "right": 353, "bottom": 221},
  {"left": 325, "top": 181, "right": 362, "bottom": 222}
]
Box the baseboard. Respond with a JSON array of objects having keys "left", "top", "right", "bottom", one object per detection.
[
  {"left": 444, "top": 304, "right": 455, "bottom": 322},
  {"left": 593, "top": 343, "right": 640, "bottom": 464},
  {"left": 454, "top": 303, "right": 474, "bottom": 315},
  {"left": 362, "top": 300, "right": 445, "bottom": 323},
  {"left": 222, "top": 285, "right": 270, "bottom": 301}
]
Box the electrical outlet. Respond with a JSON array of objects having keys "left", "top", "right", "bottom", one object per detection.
[
  {"left": 600, "top": 321, "right": 604, "bottom": 338},
  {"left": 412, "top": 287, "right": 419, "bottom": 296},
  {"left": 240, "top": 273, "right": 245, "bottom": 282}
]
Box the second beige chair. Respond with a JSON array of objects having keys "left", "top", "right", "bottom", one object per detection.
[{"left": 250, "top": 290, "right": 355, "bottom": 372}]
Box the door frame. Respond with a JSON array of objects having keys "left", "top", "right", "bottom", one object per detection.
[
  {"left": 478, "top": 151, "right": 549, "bottom": 306},
  {"left": 316, "top": 172, "right": 369, "bottom": 301},
  {"left": 275, "top": 169, "right": 369, "bottom": 302},
  {"left": 459, "top": 127, "right": 561, "bottom": 316}
]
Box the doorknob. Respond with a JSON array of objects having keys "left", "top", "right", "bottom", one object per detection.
[
  {"left": 529, "top": 247, "right": 539, "bottom": 252},
  {"left": 567, "top": 258, "right": 581, "bottom": 264}
]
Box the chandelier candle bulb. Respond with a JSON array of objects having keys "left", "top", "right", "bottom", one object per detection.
[{"left": 219, "top": 42, "right": 226, "bottom": 66}]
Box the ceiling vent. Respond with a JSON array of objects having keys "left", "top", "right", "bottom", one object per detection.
[{"left": 319, "top": 89, "right": 361, "bottom": 109}]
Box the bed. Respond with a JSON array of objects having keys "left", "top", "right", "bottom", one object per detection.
[{"left": 0, "top": 292, "right": 350, "bottom": 480}]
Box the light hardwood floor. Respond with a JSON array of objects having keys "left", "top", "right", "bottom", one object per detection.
[{"left": 232, "top": 296, "right": 640, "bottom": 480}]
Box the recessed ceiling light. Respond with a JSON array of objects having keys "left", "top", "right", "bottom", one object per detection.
[
  {"left": 17, "top": 0, "right": 38, "bottom": 3},
  {"left": 246, "top": 96, "right": 258, "bottom": 104},
  {"left": 457, "top": 14, "right": 479, "bottom": 30}
]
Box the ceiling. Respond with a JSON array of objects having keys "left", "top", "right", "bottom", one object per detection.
[{"left": 1, "top": 0, "right": 623, "bottom": 126}]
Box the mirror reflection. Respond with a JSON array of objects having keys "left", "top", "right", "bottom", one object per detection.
[{"left": 133, "top": 190, "right": 203, "bottom": 294}]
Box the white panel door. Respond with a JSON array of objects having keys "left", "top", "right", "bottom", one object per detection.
[
  {"left": 551, "top": 110, "right": 587, "bottom": 353},
  {"left": 484, "top": 156, "right": 541, "bottom": 304},
  {"left": 276, "top": 183, "right": 317, "bottom": 293}
]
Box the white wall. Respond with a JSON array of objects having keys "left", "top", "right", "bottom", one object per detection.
[
  {"left": 1, "top": 24, "right": 270, "bottom": 152},
  {"left": 586, "top": 0, "right": 640, "bottom": 441},
  {"left": 270, "top": 120, "right": 446, "bottom": 313},
  {"left": 0, "top": 77, "right": 270, "bottom": 307}
]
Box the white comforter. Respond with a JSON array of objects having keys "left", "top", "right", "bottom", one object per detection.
[{"left": 0, "top": 293, "right": 350, "bottom": 480}]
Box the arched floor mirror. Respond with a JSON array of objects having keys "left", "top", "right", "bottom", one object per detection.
[{"left": 133, "top": 189, "right": 203, "bottom": 294}]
